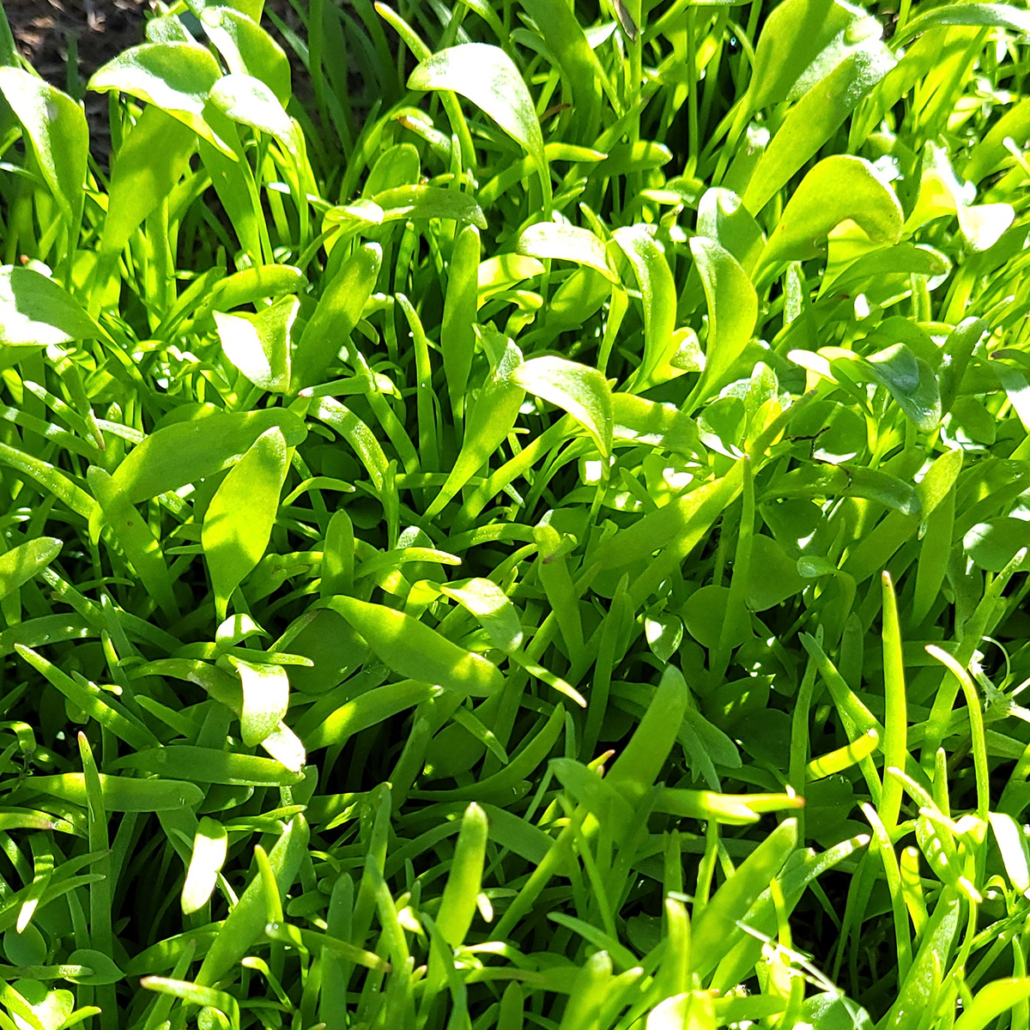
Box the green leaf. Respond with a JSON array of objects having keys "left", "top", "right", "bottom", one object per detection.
[
  {"left": 905, "top": 143, "right": 1014, "bottom": 252},
  {"left": 208, "top": 72, "right": 300, "bottom": 152},
  {"left": 804, "top": 775, "right": 856, "bottom": 841},
  {"left": 408, "top": 43, "right": 546, "bottom": 175},
  {"left": 644, "top": 613, "right": 684, "bottom": 663},
  {"left": 743, "top": 40, "right": 895, "bottom": 214},
  {"left": 113, "top": 745, "right": 302, "bottom": 785},
  {"left": 865, "top": 344, "right": 942, "bottom": 431},
  {"left": 0, "top": 4, "right": 17, "bottom": 66},
  {"left": 894, "top": 3, "right": 1030, "bottom": 46},
  {"left": 322, "top": 596, "right": 503, "bottom": 697},
  {"left": 690, "top": 237, "right": 758, "bottom": 397},
  {"left": 768, "top": 460, "right": 922, "bottom": 516},
  {"left": 16, "top": 644, "right": 157, "bottom": 751},
  {"left": 435, "top": 803, "right": 489, "bottom": 947},
  {"left": 606, "top": 664, "right": 690, "bottom": 811},
  {"left": 440, "top": 579, "right": 524, "bottom": 652},
  {"left": 612, "top": 394, "right": 705, "bottom": 456},
  {"left": 516, "top": 222, "right": 616, "bottom": 281},
  {"left": 201, "top": 6, "right": 291, "bottom": 105},
  {"left": 88, "top": 42, "right": 232, "bottom": 155},
  {"left": 697, "top": 187, "right": 766, "bottom": 274},
  {"left": 517, "top": 0, "right": 605, "bottom": 143},
  {"left": 761, "top": 156, "right": 903, "bottom": 265},
  {"left": 364, "top": 143, "right": 421, "bottom": 195},
  {"left": 884, "top": 890, "right": 960, "bottom": 1029},
  {"left": 203, "top": 427, "right": 289, "bottom": 619},
  {"left": 372, "top": 185, "right": 487, "bottom": 228},
  {"left": 201, "top": 264, "right": 307, "bottom": 317},
  {"left": 100, "top": 104, "right": 197, "bottom": 260},
  {"left": 988, "top": 811, "right": 1030, "bottom": 893},
  {"left": 181, "top": 817, "right": 229, "bottom": 915},
  {"left": 940, "top": 317, "right": 987, "bottom": 417},
  {"left": 964, "top": 519, "right": 1030, "bottom": 572},
  {"left": 30, "top": 773, "right": 205, "bottom": 811},
  {"left": 746, "top": 534, "right": 806, "bottom": 611},
  {"left": 290, "top": 243, "right": 381, "bottom": 392},
  {"left": 0, "top": 537, "right": 61, "bottom": 600},
  {"left": 683, "top": 585, "right": 749, "bottom": 649},
  {"left": 952, "top": 979, "right": 1030, "bottom": 1030},
  {"left": 215, "top": 295, "right": 297, "bottom": 393},
  {"left": 965, "top": 98, "right": 1030, "bottom": 183},
  {"left": 691, "top": 819, "right": 799, "bottom": 977},
  {"left": 0, "top": 69, "right": 88, "bottom": 233},
  {"left": 512, "top": 355, "right": 613, "bottom": 458},
  {"left": 612, "top": 225, "right": 677, "bottom": 388},
  {"left": 304, "top": 680, "right": 438, "bottom": 750},
  {"left": 748, "top": 0, "right": 880, "bottom": 109},
  {"left": 112, "top": 408, "right": 305, "bottom": 504},
  {"left": 64, "top": 950, "right": 125, "bottom": 986},
  {"left": 551, "top": 757, "right": 635, "bottom": 830},
  {"left": 3, "top": 924, "right": 46, "bottom": 967},
  {"left": 87, "top": 467, "right": 180, "bottom": 620},
  {"left": 195, "top": 815, "right": 309, "bottom": 986},
  {"left": 426, "top": 335, "right": 524, "bottom": 518},
  {"left": 187, "top": 0, "right": 264, "bottom": 18},
  {"left": 802, "top": 993, "right": 874, "bottom": 1030},
  {"left": 0, "top": 267, "right": 100, "bottom": 346},
  {"left": 441, "top": 223, "right": 482, "bottom": 424},
  {"left": 591, "top": 461, "right": 746, "bottom": 602},
  {"left": 230, "top": 656, "right": 290, "bottom": 747}
]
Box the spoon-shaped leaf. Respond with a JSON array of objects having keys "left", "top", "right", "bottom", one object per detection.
[
  {"left": 230, "top": 656, "right": 291, "bottom": 748},
  {"left": 0, "top": 69, "right": 88, "bottom": 233},
  {"left": 689, "top": 238, "right": 758, "bottom": 402},
  {"left": 743, "top": 40, "right": 895, "bottom": 214},
  {"left": 0, "top": 267, "right": 100, "bottom": 346},
  {"left": 865, "top": 344, "right": 942, "bottom": 431},
  {"left": 516, "top": 222, "right": 617, "bottom": 281},
  {"left": 748, "top": 0, "right": 875, "bottom": 110},
  {"left": 215, "top": 295, "right": 297, "bottom": 393},
  {"left": 89, "top": 42, "right": 231, "bottom": 155},
  {"left": 0, "top": 537, "right": 62, "bottom": 600},
  {"left": 208, "top": 72, "right": 300, "bottom": 152},
  {"left": 512, "top": 355, "right": 613, "bottom": 458},
  {"left": 612, "top": 226, "right": 677, "bottom": 388},
  {"left": 181, "top": 818, "right": 229, "bottom": 915},
  {"left": 441, "top": 579, "right": 524, "bottom": 653},
  {"left": 408, "top": 43, "right": 545, "bottom": 175},
  {"left": 893, "top": 2, "right": 1030, "bottom": 46},
  {"left": 112, "top": 408, "right": 305, "bottom": 503},
  {"left": 203, "top": 428, "right": 289, "bottom": 619},
  {"left": 322, "top": 596, "right": 502, "bottom": 697},
  {"left": 761, "top": 156, "right": 903, "bottom": 265}
]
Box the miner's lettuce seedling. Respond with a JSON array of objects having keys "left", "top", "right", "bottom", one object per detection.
[{"left": 1, "top": 0, "right": 1030, "bottom": 1027}]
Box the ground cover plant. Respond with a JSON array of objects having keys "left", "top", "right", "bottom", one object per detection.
[{"left": 2, "top": 0, "right": 1030, "bottom": 1026}]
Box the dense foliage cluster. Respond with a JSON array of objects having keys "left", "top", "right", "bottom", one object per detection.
[{"left": 1, "top": 0, "right": 1030, "bottom": 1027}]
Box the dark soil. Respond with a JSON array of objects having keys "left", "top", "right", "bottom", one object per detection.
[{"left": 4, "top": 0, "right": 150, "bottom": 88}]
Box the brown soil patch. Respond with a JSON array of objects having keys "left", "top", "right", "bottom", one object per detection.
[{"left": 4, "top": 0, "right": 150, "bottom": 87}]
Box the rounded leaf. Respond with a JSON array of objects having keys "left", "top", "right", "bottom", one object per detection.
[
  {"left": 408, "top": 43, "right": 545, "bottom": 171},
  {"left": 65, "top": 949, "right": 126, "bottom": 985},
  {"left": 761, "top": 156, "right": 903, "bottom": 264},
  {"left": 0, "top": 267, "right": 100, "bottom": 347}
]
